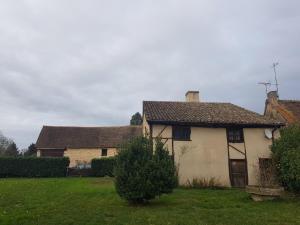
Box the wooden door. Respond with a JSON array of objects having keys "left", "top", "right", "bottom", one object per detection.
[{"left": 230, "top": 159, "right": 247, "bottom": 187}]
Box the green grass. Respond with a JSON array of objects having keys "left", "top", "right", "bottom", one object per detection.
[{"left": 0, "top": 178, "right": 299, "bottom": 225}]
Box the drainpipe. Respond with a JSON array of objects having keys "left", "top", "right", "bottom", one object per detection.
[{"left": 271, "top": 127, "right": 279, "bottom": 144}]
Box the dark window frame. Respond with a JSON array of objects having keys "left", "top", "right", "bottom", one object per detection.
[
  {"left": 101, "top": 148, "right": 108, "bottom": 157},
  {"left": 40, "top": 149, "right": 64, "bottom": 157},
  {"left": 227, "top": 128, "right": 244, "bottom": 143},
  {"left": 172, "top": 126, "right": 191, "bottom": 141},
  {"left": 259, "top": 158, "right": 273, "bottom": 171},
  {"left": 259, "top": 158, "right": 275, "bottom": 186}
]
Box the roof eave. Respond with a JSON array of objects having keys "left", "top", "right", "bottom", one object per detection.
[{"left": 147, "top": 120, "right": 284, "bottom": 128}]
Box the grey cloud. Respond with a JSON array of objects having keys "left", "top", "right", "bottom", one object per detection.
[{"left": 0, "top": 0, "right": 300, "bottom": 148}]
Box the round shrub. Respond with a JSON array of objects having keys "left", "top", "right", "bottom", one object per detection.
[
  {"left": 114, "top": 137, "right": 177, "bottom": 204},
  {"left": 272, "top": 125, "right": 300, "bottom": 192}
]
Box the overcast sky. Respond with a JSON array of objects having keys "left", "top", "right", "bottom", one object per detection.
[{"left": 0, "top": 0, "right": 299, "bottom": 149}]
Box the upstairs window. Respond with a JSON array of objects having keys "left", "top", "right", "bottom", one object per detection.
[
  {"left": 227, "top": 128, "right": 244, "bottom": 143},
  {"left": 172, "top": 126, "right": 191, "bottom": 141},
  {"left": 101, "top": 148, "right": 108, "bottom": 157}
]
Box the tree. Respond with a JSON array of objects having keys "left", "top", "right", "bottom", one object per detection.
[
  {"left": 152, "top": 138, "right": 177, "bottom": 194},
  {"left": 114, "top": 137, "right": 177, "bottom": 204},
  {"left": 5, "top": 142, "right": 19, "bottom": 157},
  {"left": 0, "top": 134, "right": 6, "bottom": 156},
  {"left": 271, "top": 125, "right": 300, "bottom": 192},
  {"left": 130, "top": 112, "right": 142, "bottom": 125},
  {"left": 23, "top": 143, "right": 37, "bottom": 157},
  {"left": 0, "top": 131, "right": 13, "bottom": 156}
]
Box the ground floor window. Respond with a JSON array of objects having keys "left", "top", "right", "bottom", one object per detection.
[
  {"left": 40, "top": 149, "right": 64, "bottom": 157},
  {"left": 259, "top": 158, "right": 272, "bottom": 170},
  {"left": 101, "top": 148, "right": 108, "bottom": 156},
  {"left": 259, "top": 158, "right": 275, "bottom": 186}
]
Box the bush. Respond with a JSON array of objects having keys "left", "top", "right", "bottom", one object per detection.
[
  {"left": 272, "top": 125, "right": 300, "bottom": 192},
  {"left": 151, "top": 140, "right": 178, "bottom": 194},
  {"left": 0, "top": 157, "right": 70, "bottom": 177},
  {"left": 114, "top": 137, "right": 177, "bottom": 204},
  {"left": 279, "top": 149, "right": 300, "bottom": 191},
  {"left": 91, "top": 157, "right": 115, "bottom": 177},
  {"left": 185, "top": 177, "right": 223, "bottom": 189},
  {"left": 68, "top": 168, "right": 93, "bottom": 177}
]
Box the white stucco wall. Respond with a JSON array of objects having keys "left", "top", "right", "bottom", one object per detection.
[
  {"left": 143, "top": 118, "right": 278, "bottom": 187},
  {"left": 173, "top": 127, "right": 231, "bottom": 186},
  {"left": 244, "top": 128, "right": 274, "bottom": 185}
]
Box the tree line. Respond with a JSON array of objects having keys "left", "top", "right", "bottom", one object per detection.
[{"left": 0, "top": 131, "right": 36, "bottom": 157}]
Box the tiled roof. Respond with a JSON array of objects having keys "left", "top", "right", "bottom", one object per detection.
[
  {"left": 36, "top": 125, "right": 142, "bottom": 149},
  {"left": 278, "top": 100, "right": 300, "bottom": 123},
  {"left": 143, "top": 101, "right": 283, "bottom": 127}
]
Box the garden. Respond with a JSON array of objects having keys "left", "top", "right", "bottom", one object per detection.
[
  {"left": 0, "top": 177, "right": 300, "bottom": 225},
  {"left": 0, "top": 126, "right": 300, "bottom": 225}
]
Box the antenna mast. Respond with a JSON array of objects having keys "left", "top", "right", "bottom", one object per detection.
[
  {"left": 272, "top": 62, "right": 279, "bottom": 97},
  {"left": 258, "top": 82, "right": 271, "bottom": 96}
]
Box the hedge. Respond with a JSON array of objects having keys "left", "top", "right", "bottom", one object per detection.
[
  {"left": 0, "top": 157, "right": 70, "bottom": 177},
  {"left": 280, "top": 149, "right": 300, "bottom": 191},
  {"left": 272, "top": 125, "right": 300, "bottom": 192},
  {"left": 91, "top": 157, "right": 115, "bottom": 177},
  {"left": 68, "top": 168, "right": 93, "bottom": 177}
]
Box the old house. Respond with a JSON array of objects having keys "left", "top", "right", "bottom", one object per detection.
[
  {"left": 36, "top": 125, "right": 142, "bottom": 167},
  {"left": 264, "top": 91, "right": 300, "bottom": 125},
  {"left": 143, "top": 91, "right": 283, "bottom": 187}
]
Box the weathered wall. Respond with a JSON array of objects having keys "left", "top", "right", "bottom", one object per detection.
[
  {"left": 64, "top": 148, "right": 117, "bottom": 167},
  {"left": 148, "top": 123, "right": 278, "bottom": 187},
  {"left": 228, "top": 142, "right": 245, "bottom": 159},
  {"left": 152, "top": 124, "right": 173, "bottom": 154},
  {"left": 173, "top": 127, "right": 231, "bottom": 186},
  {"left": 150, "top": 125, "right": 230, "bottom": 186},
  {"left": 244, "top": 128, "right": 274, "bottom": 185},
  {"left": 142, "top": 114, "right": 150, "bottom": 136}
]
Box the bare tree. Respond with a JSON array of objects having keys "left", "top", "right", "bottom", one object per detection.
[{"left": 0, "top": 131, "right": 18, "bottom": 156}]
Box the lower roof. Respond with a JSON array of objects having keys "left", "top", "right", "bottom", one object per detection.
[
  {"left": 36, "top": 125, "right": 142, "bottom": 149},
  {"left": 278, "top": 100, "right": 300, "bottom": 123}
]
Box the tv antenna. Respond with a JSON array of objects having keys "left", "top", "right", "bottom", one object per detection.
[
  {"left": 258, "top": 82, "right": 271, "bottom": 96},
  {"left": 272, "top": 62, "right": 279, "bottom": 97}
]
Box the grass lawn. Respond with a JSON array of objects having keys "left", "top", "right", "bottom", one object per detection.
[{"left": 0, "top": 178, "right": 299, "bottom": 225}]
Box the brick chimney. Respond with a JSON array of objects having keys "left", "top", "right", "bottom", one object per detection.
[
  {"left": 185, "top": 91, "right": 200, "bottom": 102},
  {"left": 267, "top": 91, "right": 279, "bottom": 105}
]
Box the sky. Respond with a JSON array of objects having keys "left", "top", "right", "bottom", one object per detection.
[{"left": 0, "top": 0, "right": 300, "bottom": 149}]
